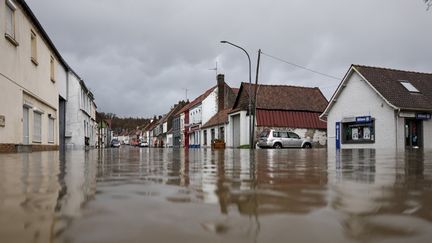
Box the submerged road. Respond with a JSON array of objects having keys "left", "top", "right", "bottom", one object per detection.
[{"left": 1, "top": 147, "right": 432, "bottom": 243}]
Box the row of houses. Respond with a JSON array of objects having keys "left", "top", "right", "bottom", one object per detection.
[
  {"left": 0, "top": 0, "right": 105, "bottom": 152},
  {"left": 136, "top": 64, "right": 432, "bottom": 152},
  {"left": 135, "top": 74, "right": 328, "bottom": 148}
]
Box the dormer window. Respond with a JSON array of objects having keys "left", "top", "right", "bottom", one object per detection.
[{"left": 399, "top": 80, "right": 419, "bottom": 93}]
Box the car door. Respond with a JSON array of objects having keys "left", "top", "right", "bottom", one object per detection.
[
  {"left": 288, "top": 132, "right": 303, "bottom": 147},
  {"left": 280, "top": 132, "right": 290, "bottom": 147}
]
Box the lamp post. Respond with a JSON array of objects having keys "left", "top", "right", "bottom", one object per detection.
[{"left": 220, "top": 41, "right": 253, "bottom": 149}]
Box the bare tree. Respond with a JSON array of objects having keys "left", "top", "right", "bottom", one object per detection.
[{"left": 425, "top": 0, "right": 432, "bottom": 10}]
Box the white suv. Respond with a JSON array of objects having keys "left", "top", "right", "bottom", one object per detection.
[{"left": 257, "top": 130, "right": 312, "bottom": 149}]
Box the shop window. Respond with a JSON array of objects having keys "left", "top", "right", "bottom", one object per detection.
[{"left": 342, "top": 120, "right": 375, "bottom": 144}]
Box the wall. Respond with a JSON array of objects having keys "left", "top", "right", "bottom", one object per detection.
[
  {"left": 201, "top": 89, "right": 218, "bottom": 125},
  {"left": 65, "top": 72, "right": 94, "bottom": 149},
  {"left": 227, "top": 111, "right": 249, "bottom": 147},
  {"left": 326, "top": 71, "right": 397, "bottom": 150},
  {"left": 0, "top": 1, "right": 60, "bottom": 147}
]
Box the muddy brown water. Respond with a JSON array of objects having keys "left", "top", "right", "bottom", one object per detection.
[{"left": 0, "top": 148, "right": 432, "bottom": 243}]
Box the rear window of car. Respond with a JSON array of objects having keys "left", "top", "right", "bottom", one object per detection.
[{"left": 260, "top": 131, "right": 270, "bottom": 138}]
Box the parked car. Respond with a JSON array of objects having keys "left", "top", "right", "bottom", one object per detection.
[
  {"left": 139, "top": 141, "right": 149, "bottom": 147},
  {"left": 257, "top": 130, "right": 312, "bottom": 149},
  {"left": 111, "top": 139, "right": 121, "bottom": 148}
]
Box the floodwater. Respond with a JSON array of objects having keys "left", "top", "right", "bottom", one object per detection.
[{"left": 1, "top": 148, "right": 432, "bottom": 243}]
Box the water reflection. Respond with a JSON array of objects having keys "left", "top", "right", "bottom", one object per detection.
[{"left": 1, "top": 148, "right": 432, "bottom": 243}]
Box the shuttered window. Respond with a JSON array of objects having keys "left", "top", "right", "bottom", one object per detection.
[
  {"left": 48, "top": 118, "right": 54, "bottom": 143},
  {"left": 5, "top": 0, "right": 16, "bottom": 38},
  {"left": 33, "top": 112, "right": 42, "bottom": 142}
]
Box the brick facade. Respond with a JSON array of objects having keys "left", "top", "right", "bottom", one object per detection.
[{"left": 0, "top": 144, "right": 59, "bottom": 153}]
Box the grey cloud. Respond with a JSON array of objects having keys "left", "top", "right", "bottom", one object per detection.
[{"left": 27, "top": 0, "right": 432, "bottom": 117}]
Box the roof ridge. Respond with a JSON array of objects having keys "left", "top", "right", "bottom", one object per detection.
[
  {"left": 353, "top": 64, "right": 432, "bottom": 76},
  {"left": 242, "top": 82, "right": 320, "bottom": 90}
]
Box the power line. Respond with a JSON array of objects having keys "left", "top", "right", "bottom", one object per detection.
[{"left": 261, "top": 51, "right": 341, "bottom": 80}]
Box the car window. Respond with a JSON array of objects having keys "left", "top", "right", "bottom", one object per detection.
[
  {"left": 280, "top": 132, "right": 288, "bottom": 138},
  {"left": 288, "top": 132, "right": 300, "bottom": 139},
  {"left": 273, "top": 132, "right": 280, "bottom": 138},
  {"left": 260, "top": 130, "right": 270, "bottom": 138}
]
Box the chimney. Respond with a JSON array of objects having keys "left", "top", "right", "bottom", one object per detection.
[{"left": 217, "top": 74, "right": 225, "bottom": 112}]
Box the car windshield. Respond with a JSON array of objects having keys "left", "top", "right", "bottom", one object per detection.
[
  {"left": 112, "top": 139, "right": 119, "bottom": 143},
  {"left": 260, "top": 131, "right": 270, "bottom": 138}
]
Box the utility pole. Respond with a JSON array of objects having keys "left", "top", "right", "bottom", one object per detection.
[{"left": 252, "top": 49, "right": 261, "bottom": 149}]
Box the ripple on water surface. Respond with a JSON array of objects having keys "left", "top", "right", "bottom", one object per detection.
[{"left": 1, "top": 148, "right": 432, "bottom": 243}]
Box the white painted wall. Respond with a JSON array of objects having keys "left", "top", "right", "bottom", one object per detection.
[
  {"left": 201, "top": 89, "right": 218, "bottom": 125},
  {"left": 326, "top": 72, "right": 398, "bottom": 150},
  {"left": 0, "top": 2, "right": 60, "bottom": 146},
  {"left": 423, "top": 120, "right": 432, "bottom": 149},
  {"left": 189, "top": 104, "right": 202, "bottom": 125},
  {"left": 227, "top": 111, "right": 250, "bottom": 147},
  {"left": 57, "top": 63, "right": 68, "bottom": 100},
  {"left": 65, "top": 72, "right": 95, "bottom": 149}
]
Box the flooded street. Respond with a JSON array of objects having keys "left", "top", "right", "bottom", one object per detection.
[{"left": 1, "top": 148, "right": 432, "bottom": 243}]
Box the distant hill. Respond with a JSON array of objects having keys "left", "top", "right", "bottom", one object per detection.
[{"left": 97, "top": 112, "right": 150, "bottom": 134}]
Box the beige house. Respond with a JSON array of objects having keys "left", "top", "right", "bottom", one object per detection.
[{"left": 0, "top": 0, "right": 85, "bottom": 152}]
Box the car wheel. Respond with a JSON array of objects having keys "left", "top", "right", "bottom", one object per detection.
[
  {"left": 273, "top": 143, "right": 282, "bottom": 149},
  {"left": 303, "top": 143, "right": 312, "bottom": 149}
]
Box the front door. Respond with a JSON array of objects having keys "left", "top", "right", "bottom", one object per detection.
[
  {"left": 405, "top": 119, "right": 423, "bottom": 148},
  {"left": 23, "top": 107, "right": 29, "bottom": 144}
]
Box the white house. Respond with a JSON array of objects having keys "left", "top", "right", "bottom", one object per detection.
[
  {"left": 227, "top": 83, "right": 328, "bottom": 148},
  {"left": 65, "top": 71, "right": 97, "bottom": 150},
  {"left": 0, "top": 0, "right": 69, "bottom": 152},
  {"left": 320, "top": 64, "right": 432, "bottom": 151}
]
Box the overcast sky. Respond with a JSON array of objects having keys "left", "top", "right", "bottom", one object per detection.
[{"left": 27, "top": 0, "right": 432, "bottom": 117}]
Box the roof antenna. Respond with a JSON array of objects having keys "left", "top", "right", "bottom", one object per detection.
[{"left": 208, "top": 61, "right": 218, "bottom": 78}]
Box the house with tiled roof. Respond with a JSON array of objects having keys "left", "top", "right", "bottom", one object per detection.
[
  {"left": 320, "top": 64, "right": 432, "bottom": 150},
  {"left": 153, "top": 101, "right": 187, "bottom": 147},
  {"left": 228, "top": 82, "right": 328, "bottom": 148}
]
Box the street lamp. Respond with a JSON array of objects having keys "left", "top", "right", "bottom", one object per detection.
[{"left": 220, "top": 41, "right": 253, "bottom": 149}]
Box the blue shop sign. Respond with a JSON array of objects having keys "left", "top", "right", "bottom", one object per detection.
[
  {"left": 355, "top": 116, "right": 372, "bottom": 123},
  {"left": 416, "top": 113, "right": 431, "bottom": 120}
]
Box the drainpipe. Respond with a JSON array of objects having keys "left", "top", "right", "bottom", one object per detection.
[{"left": 395, "top": 108, "right": 400, "bottom": 152}]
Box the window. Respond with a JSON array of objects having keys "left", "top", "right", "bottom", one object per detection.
[
  {"left": 5, "top": 0, "right": 16, "bottom": 40},
  {"left": 342, "top": 120, "right": 375, "bottom": 144},
  {"left": 288, "top": 132, "right": 300, "bottom": 139},
  {"left": 273, "top": 131, "right": 281, "bottom": 138},
  {"left": 50, "top": 56, "right": 56, "bottom": 82},
  {"left": 48, "top": 118, "right": 54, "bottom": 143},
  {"left": 281, "top": 132, "right": 289, "bottom": 138},
  {"left": 203, "top": 130, "right": 207, "bottom": 145},
  {"left": 211, "top": 129, "right": 215, "bottom": 142},
  {"left": 33, "top": 112, "right": 42, "bottom": 142},
  {"left": 219, "top": 127, "right": 224, "bottom": 141},
  {"left": 400, "top": 80, "right": 419, "bottom": 93},
  {"left": 31, "top": 30, "right": 38, "bottom": 65}
]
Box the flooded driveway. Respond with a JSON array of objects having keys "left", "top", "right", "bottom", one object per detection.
[{"left": 1, "top": 148, "right": 432, "bottom": 243}]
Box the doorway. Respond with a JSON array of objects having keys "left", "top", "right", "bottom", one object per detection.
[
  {"left": 405, "top": 119, "right": 423, "bottom": 148},
  {"left": 23, "top": 107, "right": 29, "bottom": 144}
]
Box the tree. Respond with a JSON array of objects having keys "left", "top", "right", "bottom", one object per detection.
[{"left": 425, "top": 0, "right": 432, "bottom": 10}]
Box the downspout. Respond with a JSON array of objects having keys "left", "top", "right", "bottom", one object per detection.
[{"left": 395, "top": 108, "right": 400, "bottom": 152}]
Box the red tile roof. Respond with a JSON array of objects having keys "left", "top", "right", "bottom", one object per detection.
[
  {"left": 201, "top": 108, "right": 231, "bottom": 129},
  {"left": 256, "top": 110, "right": 326, "bottom": 129},
  {"left": 174, "top": 86, "right": 217, "bottom": 117}
]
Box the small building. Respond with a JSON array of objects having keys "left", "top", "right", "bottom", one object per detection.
[
  {"left": 228, "top": 83, "right": 328, "bottom": 148},
  {"left": 320, "top": 64, "right": 432, "bottom": 151}
]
